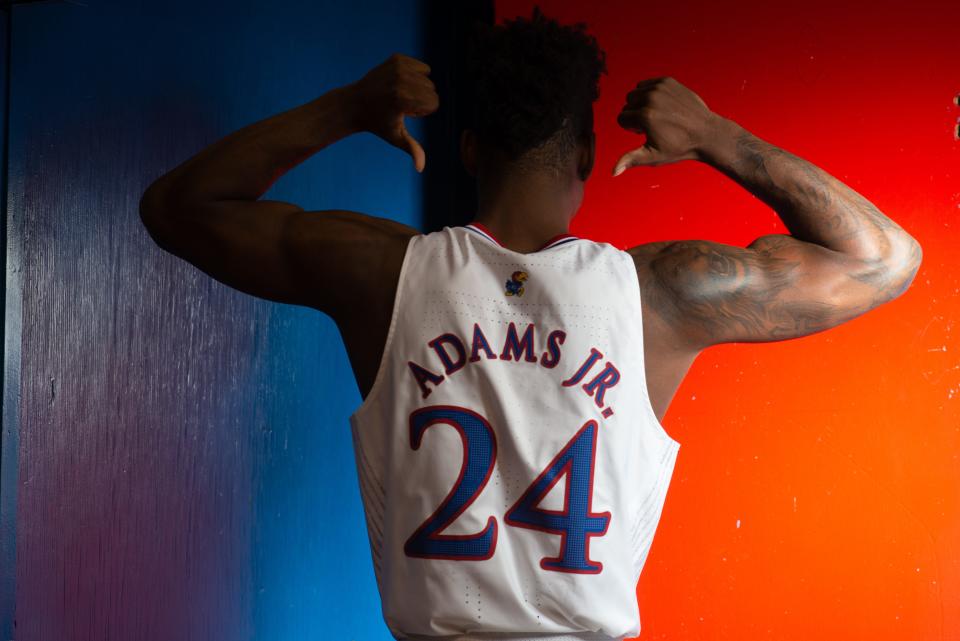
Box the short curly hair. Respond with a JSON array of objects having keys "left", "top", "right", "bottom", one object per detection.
[{"left": 463, "top": 5, "right": 608, "bottom": 176}]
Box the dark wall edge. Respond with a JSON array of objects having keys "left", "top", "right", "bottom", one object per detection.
[
  {"left": 421, "top": 0, "right": 493, "bottom": 233},
  {"left": 0, "top": 7, "right": 17, "bottom": 640}
]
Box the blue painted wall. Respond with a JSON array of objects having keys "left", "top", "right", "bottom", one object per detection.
[{"left": 3, "top": 1, "right": 422, "bottom": 639}]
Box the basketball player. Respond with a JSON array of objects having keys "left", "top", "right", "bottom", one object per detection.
[{"left": 139, "top": 7, "right": 922, "bottom": 640}]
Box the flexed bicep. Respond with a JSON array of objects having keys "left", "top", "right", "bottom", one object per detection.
[
  {"left": 630, "top": 233, "right": 914, "bottom": 349},
  {"left": 140, "top": 195, "right": 418, "bottom": 322}
]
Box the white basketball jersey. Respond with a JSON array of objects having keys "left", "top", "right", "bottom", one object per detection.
[{"left": 349, "top": 222, "right": 681, "bottom": 641}]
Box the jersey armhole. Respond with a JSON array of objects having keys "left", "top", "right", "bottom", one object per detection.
[
  {"left": 624, "top": 251, "right": 682, "bottom": 449},
  {"left": 349, "top": 233, "right": 417, "bottom": 422}
]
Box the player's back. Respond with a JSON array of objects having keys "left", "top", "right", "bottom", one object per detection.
[{"left": 349, "top": 222, "right": 681, "bottom": 641}]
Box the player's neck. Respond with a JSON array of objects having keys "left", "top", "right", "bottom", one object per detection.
[{"left": 473, "top": 178, "right": 580, "bottom": 253}]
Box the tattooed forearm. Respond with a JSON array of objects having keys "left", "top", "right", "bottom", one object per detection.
[{"left": 698, "top": 116, "right": 920, "bottom": 269}]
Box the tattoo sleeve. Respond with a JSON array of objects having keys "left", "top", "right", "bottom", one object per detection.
[
  {"left": 634, "top": 117, "right": 922, "bottom": 348},
  {"left": 637, "top": 237, "right": 888, "bottom": 346},
  {"left": 697, "top": 116, "right": 921, "bottom": 269}
]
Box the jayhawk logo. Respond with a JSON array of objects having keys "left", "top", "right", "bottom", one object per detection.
[{"left": 505, "top": 270, "right": 528, "bottom": 297}]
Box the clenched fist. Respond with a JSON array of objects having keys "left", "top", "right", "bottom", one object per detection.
[
  {"left": 612, "top": 76, "right": 720, "bottom": 175},
  {"left": 346, "top": 53, "right": 439, "bottom": 173}
]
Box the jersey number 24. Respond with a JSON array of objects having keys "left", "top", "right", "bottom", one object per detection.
[{"left": 403, "top": 404, "right": 611, "bottom": 574}]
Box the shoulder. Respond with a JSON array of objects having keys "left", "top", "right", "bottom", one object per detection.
[
  {"left": 626, "top": 242, "right": 706, "bottom": 353},
  {"left": 286, "top": 209, "right": 421, "bottom": 322}
]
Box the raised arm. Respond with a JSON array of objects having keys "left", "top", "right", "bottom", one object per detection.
[
  {"left": 138, "top": 53, "right": 436, "bottom": 322},
  {"left": 615, "top": 77, "right": 922, "bottom": 350}
]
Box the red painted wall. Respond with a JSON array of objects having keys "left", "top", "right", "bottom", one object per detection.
[{"left": 496, "top": 1, "right": 958, "bottom": 638}]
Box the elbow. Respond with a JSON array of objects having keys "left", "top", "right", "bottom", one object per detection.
[
  {"left": 139, "top": 182, "right": 178, "bottom": 251},
  {"left": 139, "top": 180, "right": 165, "bottom": 225},
  {"left": 880, "top": 233, "right": 922, "bottom": 276},
  {"left": 883, "top": 239, "right": 923, "bottom": 300},
  {"left": 894, "top": 237, "right": 923, "bottom": 281},
  {"left": 908, "top": 238, "right": 923, "bottom": 273}
]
